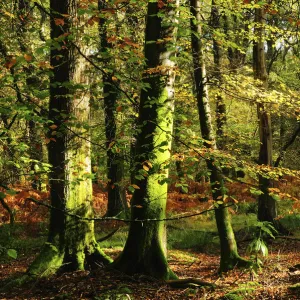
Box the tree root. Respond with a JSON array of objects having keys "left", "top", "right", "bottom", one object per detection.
[{"left": 166, "top": 278, "right": 216, "bottom": 289}]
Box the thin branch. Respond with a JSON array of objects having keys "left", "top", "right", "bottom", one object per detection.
[{"left": 25, "top": 196, "right": 234, "bottom": 223}]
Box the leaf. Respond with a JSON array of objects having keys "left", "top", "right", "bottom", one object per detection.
[
  {"left": 143, "top": 165, "right": 149, "bottom": 171},
  {"left": 108, "top": 141, "right": 115, "bottom": 148},
  {"left": 131, "top": 184, "right": 140, "bottom": 190},
  {"left": 24, "top": 54, "right": 32, "bottom": 62},
  {"left": 158, "top": 0, "right": 165, "bottom": 9},
  {"left": 3, "top": 11, "right": 15, "bottom": 18},
  {"left": 7, "top": 249, "right": 17, "bottom": 259},
  {"left": 6, "top": 189, "right": 17, "bottom": 196},
  {"left": 116, "top": 106, "right": 122, "bottom": 112},
  {"left": 49, "top": 124, "right": 58, "bottom": 130},
  {"left": 260, "top": 240, "right": 268, "bottom": 257},
  {"left": 128, "top": 185, "right": 135, "bottom": 193},
  {"left": 54, "top": 18, "right": 65, "bottom": 26},
  {"left": 0, "top": 192, "right": 6, "bottom": 199},
  {"left": 5, "top": 57, "right": 17, "bottom": 69}
]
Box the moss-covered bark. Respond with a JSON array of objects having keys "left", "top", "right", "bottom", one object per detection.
[
  {"left": 190, "top": 0, "right": 249, "bottom": 273},
  {"left": 27, "top": 0, "right": 111, "bottom": 277},
  {"left": 113, "top": 0, "right": 179, "bottom": 280}
]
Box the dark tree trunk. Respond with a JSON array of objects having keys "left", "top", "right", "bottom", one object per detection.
[
  {"left": 253, "top": 6, "right": 277, "bottom": 224},
  {"left": 28, "top": 0, "right": 111, "bottom": 277},
  {"left": 211, "top": 0, "right": 226, "bottom": 147},
  {"left": 99, "top": 0, "right": 128, "bottom": 217}
]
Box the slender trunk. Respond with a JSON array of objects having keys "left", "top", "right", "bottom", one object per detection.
[
  {"left": 211, "top": 0, "right": 226, "bottom": 147},
  {"left": 253, "top": 6, "right": 277, "bottom": 224},
  {"left": 17, "top": 0, "right": 44, "bottom": 190},
  {"left": 190, "top": 0, "right": 249, "bottom": 272},
  {"left": 113, "top": 0, "right": 179, "bottom": 280},
  {"left": 28, "top": 0, "right": 111, "bottom": 277},
  {"left": 99, "top": 0, "right": 128, "bottom": 217}
]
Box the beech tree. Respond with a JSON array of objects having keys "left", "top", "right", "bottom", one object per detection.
[
  {"left": 113, "top": 0, "right": 179, "bottom": 279},
  {"left": 27, "top": 0, "right": 111, "bottom": 277}
]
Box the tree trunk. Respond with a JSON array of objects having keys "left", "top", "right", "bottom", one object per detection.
[
  {"left": 253, "top": 6, "right": 277, "bottom": 224},
  {"left": 28, "top": 0, "right": 111, "bottom": 277},
  {"left": 99, "top": 0, "right": 128, "bottom": 217},
  {"left": 113, "top": 0, "right": 179, "bottom": 280},
  {"left": 211, "top": 0, "right": 226, "bottom": 147},
  {"left": 190, "top": 0, "right": 249, "bottom": 272}
]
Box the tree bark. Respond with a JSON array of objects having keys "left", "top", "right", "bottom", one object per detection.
[
  {"left": 99, "top": 0, "right": 128, "bottom": 217},
  {"left": 28, "top": 0, "right": 111, "bottom": 277},
  {"left": 253, "top": 6, "right": 277, "bottom": 224},
  {"left": 211, "top": 0, "right": 226, "bottom": 148},
  {"left": 113, "top": 0, "right": 179, "bottom": 280},
  {"left": 190, "top": 0, "right": 249, "bottom": 272}
]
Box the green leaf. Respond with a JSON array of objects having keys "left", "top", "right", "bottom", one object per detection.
[
  {"left": 6, "top": 189, "right": 17, "bottom": 196},
  {"left": 7, "top": 249, "right": 17, "bottom": 259}
]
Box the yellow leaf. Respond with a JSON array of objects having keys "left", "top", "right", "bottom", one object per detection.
[
  {"left": 49, "top": 124, "right": 58, "bottom": 130},
  {"left": 4, "top": 11, "right": 14, "bottom": 18},
  {"left": 143, "top": 165, "right": 149, "bottom": 171},
  {"left": 131, "top": 184, "right": 140, "bottom": 189},
  {"left": 112, "top": 76, "right": 118, "bottom": 82}
]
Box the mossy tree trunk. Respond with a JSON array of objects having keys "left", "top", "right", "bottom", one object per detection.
[
  {"left": 113, "top": 0, "right": 179, "bottom": 280},
  {"left": 190, "top": 0, "right": 249, "bottom": 272},
  {"left": 253, "top": 6, "right": 277, "bottom": 224},
  {"left": 28, "top": 0, "right": 111, "bottom": 277},
  {"left": 98, "top": 0, "right": 128, "bottom": 217}
]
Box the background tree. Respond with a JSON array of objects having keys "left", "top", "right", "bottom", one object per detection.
[{"left": 190, "top": 0, "right": 250, "bottom": 272}]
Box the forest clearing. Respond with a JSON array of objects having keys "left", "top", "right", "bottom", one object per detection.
[{"left": 1, "top": 0, "right": 300, "bottom": 299}]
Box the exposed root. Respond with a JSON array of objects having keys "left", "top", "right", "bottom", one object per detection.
[{"left": 166, "top": 278, "right": 216, "bottom": 289}]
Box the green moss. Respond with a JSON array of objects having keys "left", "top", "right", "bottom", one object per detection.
[
  {"left": 221, "top": 287, "right": 255, "bottom": 300},
  {"left": 27, "top": 243, "right": 64, "bottom": 276}
]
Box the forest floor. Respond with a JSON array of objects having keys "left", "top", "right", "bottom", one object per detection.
[{"left": 1, "top": 181, "right": 300, "bottom": 299}]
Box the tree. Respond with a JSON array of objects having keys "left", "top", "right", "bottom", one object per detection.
[
  {"left": 99, "top": 0, "right": 128, "bottom": 217},
  {"left": 113, "top": 0, "right": 179, "bottom": 280},
  {"left": 190, "top": 0, "right": 250, "bottom": 272},
  {"left": 27, "top": 0, "right": 111, "bottom": 277},
  {"left": 253, "top": 4, "right": 277, "bottom": 225}
]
